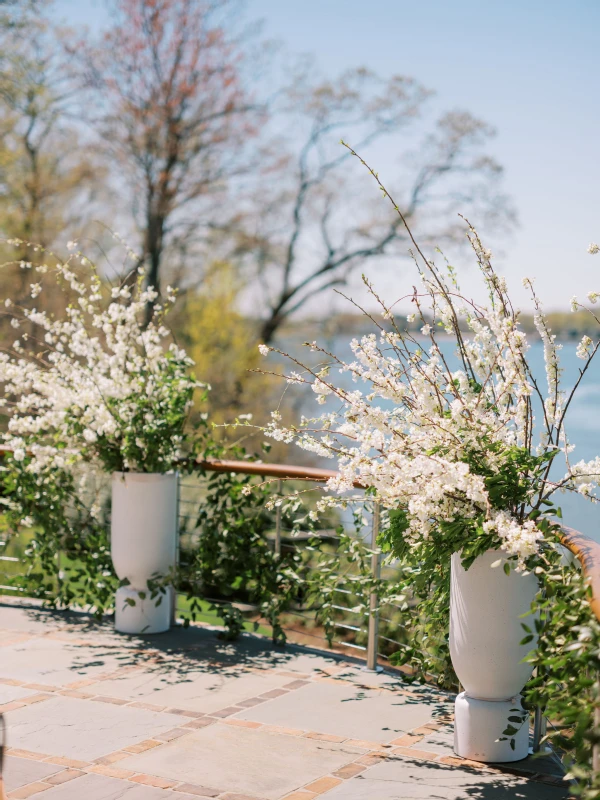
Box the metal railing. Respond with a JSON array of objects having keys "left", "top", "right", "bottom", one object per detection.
[{"left": 175, "top": 461, "right": 389, "bottom": 664}]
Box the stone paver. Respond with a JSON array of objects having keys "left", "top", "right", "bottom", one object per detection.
[
  {"left": 318, "top": 758, "right": 569, "bottom": 799},
  {"left": 33, "top": 772, "right": 201, "bottom": 798},
  {"left": 91, "top": 666, "right": 293, "bottom": 713},
  {"left": 417, "top": 723, "right": 455, "bottom": 755},
  {"left": 3, "top": 756, "right": 61, "bottom": 792},
  {"left": 0, "top": 685, "right": 39, "bottom": 705},
  {"left": 0, "top": 604, "right": 59, "bottom": 634},
  {"left": 7, "top": 696, "right": 184, "bottom": 760},
  {"left": 234, "top": 680, "right": 433, "bottom": 742},
  {"left": 0, "top": 637, "right": 136, "bottom": 686},
  {"left": 0, "top": 601, "right": 570, "bottom": 800},
  {"left": 263, "top": 652, "right": 344, "bottom": 675},
  {"left": 119, "top": 723, "right": 364, "bottom": 800}
]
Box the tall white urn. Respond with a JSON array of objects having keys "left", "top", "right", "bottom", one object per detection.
[
  {"left": 450, "top": 549, "right": 539, "bottom": 762},
  {"left": 111, "top": 472, "right": 178, "bottom": 634}
]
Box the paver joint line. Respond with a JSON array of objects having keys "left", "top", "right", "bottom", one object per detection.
[{"left": 43, "top": 768, "right": 84, "bottom": 785}]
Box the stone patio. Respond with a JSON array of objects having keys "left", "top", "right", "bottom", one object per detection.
[{"left": 0, "top": 600, "right": 570, "bottom": 799}]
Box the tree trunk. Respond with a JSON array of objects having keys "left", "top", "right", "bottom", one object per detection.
[
  {"left": 144, "top": 214, "right": 165, "bottom": 327},
  {"left": 259, "top": 310, "right": 284, "bottom": 345}
]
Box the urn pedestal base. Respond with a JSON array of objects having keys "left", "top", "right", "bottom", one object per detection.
[
  {"left": 450, "top": 549, "right": 538, "bottom": 763},
  {"left": 454, "top": 692, "right": 529, "bottom": 762},
  {"left": 115, "top": 585, "right": 172, "bottom": 635}
]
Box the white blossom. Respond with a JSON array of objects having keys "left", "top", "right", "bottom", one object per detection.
[
  {"left": 576, "top": 335, "right": 593, "bottom": 360},
  {"left": 0, "top": 243, "right": 201, "bottom": 475}
]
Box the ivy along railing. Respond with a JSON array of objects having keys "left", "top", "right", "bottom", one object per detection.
[
  {"left": 180, "top": 458, "right": 388, "bottom": 670},
  {"left": 0, "top": 449, "right": 395, "bottom": 668},
  {"left": 556, "top": 527, "right": 600, "bottom": 770}
]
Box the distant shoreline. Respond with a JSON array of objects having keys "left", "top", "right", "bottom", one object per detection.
[{"left": 277, "top": 311, "right": 597, "bottom": 343}]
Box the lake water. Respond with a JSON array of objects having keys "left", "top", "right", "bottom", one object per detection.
[{"left": 286, "top": 336, "right": 600, "bottom": 542}]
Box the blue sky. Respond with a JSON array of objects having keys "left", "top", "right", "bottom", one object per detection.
[{"left": 54, "top": 0, "right": 600, "bottom": 311}]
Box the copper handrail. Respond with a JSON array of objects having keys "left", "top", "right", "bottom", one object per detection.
[
  {"left": 0, "top": 447, "right": 364, "bottom": 488},
  {"left": 560, "top": 526, "right": 600, "bottom": 622},
  {"left": 195, "top": 458, "right": 365, "bottom": 489}
]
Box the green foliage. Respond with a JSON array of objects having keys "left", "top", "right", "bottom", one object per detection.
[
  {"left": 81, "top": 356, "right": 202, "bottom": 475},
  {"left": 178, "top": 448, "right": 306, "bottom": 645},
  {"left": 303, "top": 509, "right": 381, "bottom": 650},
  {"left": 380, "top": 517, "right": 456, "bottom": 688},
  {"left": 4, "top": 439, "right": 600, "bottom": 795},
  {"left": 382, "top": 499, "right": 600, "bottom": 797},
  {"left": 0, "top": 453, "right": 117, "bottom": 615},
  {"left": 524, "top": 549, "right": 600, "bottom": 798}
]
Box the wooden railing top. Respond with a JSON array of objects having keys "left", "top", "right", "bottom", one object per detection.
[
  {"left": 196, "top": 458, "right": 365, "bottom": 489},
  {"left": 560, "top": 526, "right": 600, "bottom": 623},
  {"left": 1, "top": 445, "right": 599, "bottom": 621}
]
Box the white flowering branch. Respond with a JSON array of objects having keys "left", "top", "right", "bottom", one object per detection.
[
  {"left": 0, "top": 237, "right": 203, "bottom": 474},
  {"left": 255, "top": 151, "right": 600, "bottom": 569}
]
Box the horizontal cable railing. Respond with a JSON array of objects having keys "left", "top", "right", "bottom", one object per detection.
[{"left": 176, "top": 461, "right": 380, "bottom": 666}]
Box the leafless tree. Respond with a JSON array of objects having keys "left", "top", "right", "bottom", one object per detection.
[{"left": 231, "top": 67, "right": 515, "bottom": 344}]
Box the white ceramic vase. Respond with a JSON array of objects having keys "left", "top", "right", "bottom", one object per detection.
[
  {"left": 449, "top": 549, "right": 539, "bottom": 762},
  {"left": 111, "top": 472, "right": 178, "bottom": 634}
]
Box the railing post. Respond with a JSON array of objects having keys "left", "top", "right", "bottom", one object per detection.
[
  {"left": 275, "top": 479, "right": 283, "bottom": 557},
  {"left": 365, "top": 501, "right": 382, "bottom": 672},
  {"left": 593, "top": 680, "right": 600, "bottom": 775},
  {"left": 532, "top": 705, "right": 547, "bottom": 753},
  {"left": 171, "top": 473, "right": 181, "bottom": 627}
]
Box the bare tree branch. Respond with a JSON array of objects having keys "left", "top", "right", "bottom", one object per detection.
[{"left": 233, "top": 69, "right": 515, "bottom": 344}]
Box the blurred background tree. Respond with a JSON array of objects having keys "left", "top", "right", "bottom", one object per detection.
[
  {"left": 172, "top": 260, "right": 264, "bottom": 415},
  {"left": 228, "top": 67, "right": 515, "bottom": 344},
  {"left": 78, "top": 0, "right": 261, "bottom": 323},
  {"left": 0, "top": 0, "right": 105, "bottom": 341}
]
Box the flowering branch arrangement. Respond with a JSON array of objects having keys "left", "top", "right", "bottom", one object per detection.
[
  {"left": 255, "top": 148, "right": 600, "bottom": 787},
  {"left": 259, "top": 147, "right": 600, "bottom": 575},
  {"left": 0, "top": 238, "right": 202, "bottom": 475}
]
